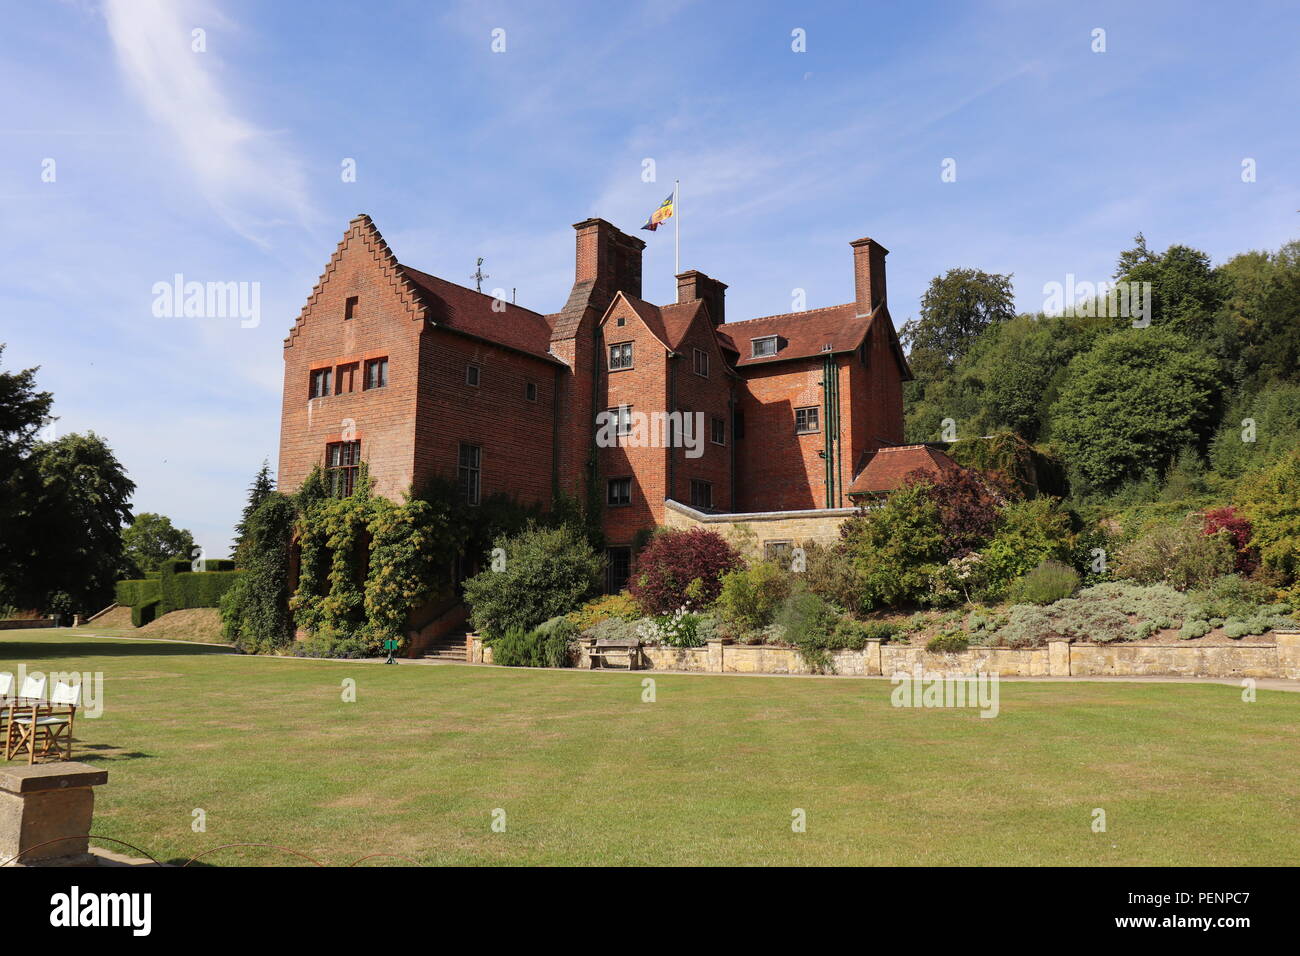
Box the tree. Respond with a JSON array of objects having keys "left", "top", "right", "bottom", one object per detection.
[
  {"left": 900, "top": 268, "right": 1015, "bottom": 368},
  {"left": 221, "top": 492, "right": 298, "bottom": 653},
  {"left": 4, "top": 433, "right": 135, "bottom": 613},
  {"left": 232, "top": 460, "right": 275, "bottom": 566},
  {"left": 121, "top": 512, "right": 195, "bottom": 576},
  {"left": 1113, "top": 234, "right": 1223, "bottom": 338},
  {"left": 1049, "top": 329, "right": 1221, "bottom": 491},
  {"left": 0, "top": 345, "right": 54, "bottom": 586}
]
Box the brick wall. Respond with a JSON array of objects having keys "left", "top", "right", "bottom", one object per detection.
[
  {"left": 733, "top": 358, "right": 830, "bottom": 511},
  {"left": 279, "top": 217, "right": 422, "bottom": 500},
  {"left": 413, "top": 328, "right": 556, "bottom": 506},
  {"left": 598, "top": 303, "right": 670, "bottom": 545}
]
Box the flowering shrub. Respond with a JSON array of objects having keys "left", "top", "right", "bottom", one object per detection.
[
  {"left": 628, "top": 527, "right": 741, "bottom": 615},
  {"left": 637, "top": 607, "right": 704, "bottom": 647}
]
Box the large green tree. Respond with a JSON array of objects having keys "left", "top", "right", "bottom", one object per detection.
[
  {"left": 1049, "top": 328, "right": 1221, "bottom": 491},
  {"left": 121, "top": 512, "right": 195, "bottom": 576},
  {"left": 901, "top": 268, "right": 1016, "bottom": 370},
  {"left": 6, "top": 432, "right": 135, "bottom": 614},
  {"left": 1112, "top": 233, "right": 1223, "bottom": 338}
]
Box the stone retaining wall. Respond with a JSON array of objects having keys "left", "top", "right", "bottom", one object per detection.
[
  {"left": 468, "top": 631, "right": 1300, "bottom": 680},
  {"left": 0, "top": 619, "right": 56, "bottom": 631}
]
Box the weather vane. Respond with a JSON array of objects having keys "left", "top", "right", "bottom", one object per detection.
[{"left": 471, "top": 257, "right": 489, "bottom": 293}]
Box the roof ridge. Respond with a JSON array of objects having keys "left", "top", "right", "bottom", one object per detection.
[
  {"left": 398, "top": 262, "right": 547, "bottom": 320},
  {"left": 723, "top": 302, "right": 856, "bottom": 327}
]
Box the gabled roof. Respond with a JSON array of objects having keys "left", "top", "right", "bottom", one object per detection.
[
  {"left": 714, "top": 303, "right": 871, "bottom": 367},
  {"left": 398, "top": 265, "right": 562, "bottom": 364},
  {"left": 847, "top": 444, "right": 961, "bottom": 496},
  {"left": 603, "top": 293, "right": 734, "bottom": 368}
]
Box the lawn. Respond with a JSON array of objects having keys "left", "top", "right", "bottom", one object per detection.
[{"left": 3, "top": 629, "right": 1298, "bottom": 866}]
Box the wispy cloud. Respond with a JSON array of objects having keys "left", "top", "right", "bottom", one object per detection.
[{"left": 102, "top": 0, "right": 315, "bottom": 246}]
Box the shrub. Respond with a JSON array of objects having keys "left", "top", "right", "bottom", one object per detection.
[
  {"left": 534, "top": 616, "right": 578, "bottom": 667},
  {"left": 774, "top": 589, "right": 841, "bottom": 671},
  {"left": 1114, "top": 516, "right": 1235, "bottom": 590},
  {"left": 801, "top": 542, "right": 863, "bottom": 614},
  {"left": 587, "top": 616, "right": 642, "bottom": 643},
  {"left": 1235, "top": 448, "right": 1300, "bottom": 586},
  {"left": 292, "top": 630, "right": 374, "bottom": 659},
  {"left": 840, "top": 484, "right": 946, "bottom": 609},
  {"left": 1007, "top": 559, "right": 1080, "bottom": 605},
  {"left": 903, "top": 465, "right": 1004, "bottom": 558},
  {"left": 1223, "top": 619, "right": 1251, "bottom": 639},
  {"left": 716, "top": 561, "right": 790, "bottom": 633},
  {"left": 978, "top": 498, "right": 1074, "bottom": 599},
  {"left": 1189, "top": 574, "right": 1274, "bottom": 621},
  {"left": 491, "top": 618, "right": 578, "bottom": 668},
  {"left": 462, "top": 524, "right": 603, "bottom": 638},
  {"left": 628, "top": 527, "right": 741, "bottom": 615},
  {"left": 926, "top": 630, "right": 969, "bottom": 653},
  {"left": 566, "top": 592, "right": 640, "bottom": 632},
  {"left": 1179, "top": 619, "right": 1210, "bottom": 639},
  {"left": 1203, "top": 507, "right": 1256, "bottom": 575},
  {"left": 636, "top": 608, "right": 704, "bottom": 647}
]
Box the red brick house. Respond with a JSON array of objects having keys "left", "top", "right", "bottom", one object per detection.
[{"left": 278, "top": 213, "right": 916, "bottom": 593}]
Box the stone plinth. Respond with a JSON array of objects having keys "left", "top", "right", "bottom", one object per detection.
[{"left": 0, "top": 762, "right": 107, "bottom": 866}]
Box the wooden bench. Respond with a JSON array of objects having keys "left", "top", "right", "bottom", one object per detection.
[{"left": 589, "top": 638, "right": 640, "bottom": 670}]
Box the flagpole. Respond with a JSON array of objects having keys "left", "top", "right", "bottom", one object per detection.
[{"left": 674, "top": 179, "right": 680, "bottom": 276}]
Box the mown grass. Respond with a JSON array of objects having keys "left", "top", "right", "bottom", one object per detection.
[{"left": 3, "top": 629, "right": 1298, "bottom": 866}]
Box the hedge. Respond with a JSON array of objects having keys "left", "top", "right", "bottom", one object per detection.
[
  {"left": 115, "top": 578, "right": 161, "bottom": 608},
  {"left": 133, "top": 598, "right": 160, "bottom": 628},
  {"left": 157, "top": 560, "right": 241, "bottom": 613}
]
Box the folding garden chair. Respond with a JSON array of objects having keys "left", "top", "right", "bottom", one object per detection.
[
  {"left": 7, "top": 677, "right": 78, "bottom": 764},
  {"left": 0, "top": 673, "right": 12, "bottom": 741}
]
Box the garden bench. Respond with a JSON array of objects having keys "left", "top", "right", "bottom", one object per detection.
[{"left": 589, "top": 638, "right": 641, "bottom": 670}]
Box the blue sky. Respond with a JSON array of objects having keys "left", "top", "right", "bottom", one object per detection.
[{"left": 1, "top": 0, "right": 1297, "bottom": 556}]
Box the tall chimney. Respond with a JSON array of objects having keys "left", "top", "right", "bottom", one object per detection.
[
  {"left": 675, "top": 270, "right": 728, "bottom": 326},
  {"left": 573, "top": 218, "right": 645, "bottom": 302},
  {"left": 850, "top": 237, "right": 888, "bottom": 314}
]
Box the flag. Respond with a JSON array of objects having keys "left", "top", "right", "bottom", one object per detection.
[{"left": 641, "top": 192, "right": 675, "bottom": 231}]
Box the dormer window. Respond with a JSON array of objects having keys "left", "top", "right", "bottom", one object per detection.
[{"left": 752, "top": 336, "right": 778, "bottom": 358}]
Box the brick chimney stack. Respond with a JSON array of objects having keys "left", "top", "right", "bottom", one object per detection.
[
  {"left": 573, "top": 218, "right": 645, "bottom": 304},
  {"left": 675, "top": 270, "right": 728, "bottom": 326},
  {"left": 850, "top": 237, "right": 889, "bottom": 314}
]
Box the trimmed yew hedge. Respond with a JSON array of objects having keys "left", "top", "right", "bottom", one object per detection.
[
  {"left": 115, "top": 578, "right": 161, "bottom": 608},
  {"left": 157, "top": 559, "right": 240, "bottom": 614}
]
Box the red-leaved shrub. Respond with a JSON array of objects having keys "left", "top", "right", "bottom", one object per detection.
[
  {"left": 1203, "top": 506, "right": 1256, "bottom": 575},
  {"left": 628, "top": 527, "right": 742, "bottom": 615},
  {"left": 902, "top": 466, "right": 1005, "bottom": 559}
]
